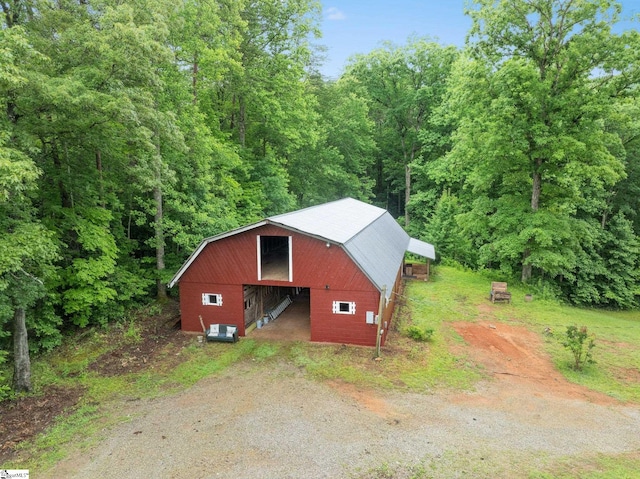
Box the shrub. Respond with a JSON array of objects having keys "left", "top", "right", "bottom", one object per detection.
[
  {"left": 405, "top": 325, "right": 434, "bottom": 342},
  {"left": 0, "top": 350, "right": 12, "bottom": 401},
  {"left": 562, "top": 325, "right": 596, "bottom": 371}
]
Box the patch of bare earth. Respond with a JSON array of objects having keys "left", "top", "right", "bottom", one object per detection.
[
  {"left": 327, "top": 380, "right": 407, "bottom": 425},
  {"left": 451, "top": 320, "right": 618, "bottom": 406},
  {"left": 0, "top": 300, "right": 190, "bottom": 464},
  {"left": 0, "top": 386, "right": 85, "bottom": 462}
]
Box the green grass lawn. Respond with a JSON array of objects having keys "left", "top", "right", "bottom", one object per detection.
[{"left": 405, "top": 265, "right": 640, "bottom": 403}]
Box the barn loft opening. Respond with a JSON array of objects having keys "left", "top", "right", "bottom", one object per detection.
[{"left": 258, "top": 235, "right": 291, "bottom": 281}]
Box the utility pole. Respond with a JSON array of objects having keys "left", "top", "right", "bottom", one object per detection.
[{"left": 375, "top": 285, "right": 387, "bottom": 358}]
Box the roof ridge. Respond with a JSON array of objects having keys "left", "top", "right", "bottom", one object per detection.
[
  {"left": 268, "top": 198, "right": 388, "bottom": 244},
  {"left": 268, "top": 197, "right": 362, "bottom": 219}
]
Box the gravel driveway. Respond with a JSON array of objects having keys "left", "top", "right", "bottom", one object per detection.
[{"left": 42, "top": 352, "right": 640, "bottom": 479}]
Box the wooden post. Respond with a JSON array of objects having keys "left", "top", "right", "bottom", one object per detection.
[{"left": 375, "top": 285, "right": 387, "bottom": 358}]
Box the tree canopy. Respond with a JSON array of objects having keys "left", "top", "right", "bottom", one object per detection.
[{"left": 1, "top": 0, "right": 639, "bottom": 394}]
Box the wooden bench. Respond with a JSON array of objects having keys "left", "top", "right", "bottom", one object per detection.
[
  {"left": 206, "top": 324, "right": 238, "bottom": 343},
  {"left": 490, "top": 282, "right": 512, "bottom": 303}
]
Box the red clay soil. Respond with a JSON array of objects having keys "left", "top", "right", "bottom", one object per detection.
[{"left": 451, "top": 320, "right": 618, "bottom": 406}]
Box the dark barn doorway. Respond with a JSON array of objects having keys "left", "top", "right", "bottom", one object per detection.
[{"left": 259, "top": 235, "right": 291, "bottom": 281}]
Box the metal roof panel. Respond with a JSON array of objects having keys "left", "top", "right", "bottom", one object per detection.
[
  {"left": 268, "top": 198, "right": 386, "bottom": 244},
  {"left": 407, "top": 237, "right": 436, "bottom": 260},
  {"left": 344, "top": 213, "right": 409, "bottom": 299}
]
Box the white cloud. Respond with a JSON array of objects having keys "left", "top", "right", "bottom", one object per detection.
[{"left": 325, "top": 7, "right": 346, "bottom": 21}]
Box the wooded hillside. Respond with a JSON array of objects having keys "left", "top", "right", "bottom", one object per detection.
[{"left": 1, "top": 0, "right": 639, "bottom": 392}]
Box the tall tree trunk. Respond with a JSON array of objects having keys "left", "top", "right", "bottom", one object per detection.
[
  {"left": 521, "top": 252, "right": 532, "bottom": 282},
  {"left": 522, "top": 163, "right": 543, "bottom": 282},
  {"left": 404, "top": 163, "right": 411, "bottom": 227},
  {"left": 52, "top": 143, "right": 72, "bottom": 208},
  {"left": 12, "top": 307, "right": 31, "bottom": 393},
  {"left": 154, "top": 131, "right": 167, "bottom": 301},
  {"left": 400, "top": 135, "right": 412, "bottom": 227},
  {"left": 154, "top": 184, "right": 166, "bottom": 301},
  {"left": 531, "top": 169, "right": 541, "bottom": 212}
]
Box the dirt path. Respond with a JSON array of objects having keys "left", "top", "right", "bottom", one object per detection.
[
  {"left": 40, "top": 321, "right": 640, "bottom": 478},
  {"left": 452, "top": 321, "right": 618, "bottom": 405}
]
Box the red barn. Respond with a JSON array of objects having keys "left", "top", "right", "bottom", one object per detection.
[{"left": 168, "top": 198, "right": 435, "bottom": 347}]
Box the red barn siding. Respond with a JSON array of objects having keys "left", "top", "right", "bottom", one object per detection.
[
  {"left": 310, "top": 288, "right": 380, "bottom": 346},
  {"left": 176, "top": 223, "right": 403, "bottom": 347},
  {"left": 179, "top": 283, "right": 246, "bottom": 336}
]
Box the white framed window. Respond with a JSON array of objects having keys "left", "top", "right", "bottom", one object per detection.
[
  {"left": 202, "top": 293, "right": 223, "bottom": 306},
  {"left": 332, "top": 301, "right": 356, "bottom": 315}
]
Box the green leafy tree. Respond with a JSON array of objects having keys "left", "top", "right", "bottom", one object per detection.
[
  {"left": 418, "top": 191, "right": 475, "bottom": 266},
  {"left": 211, "top": 0, "right": 322, "bottom": 215},
  {"left": 562, "top": 325, "right": 596, "bottom": 371},
  {"left": 435, "top": 0, "right": 640, "bottom": 288},
  {"left": 345, "top": 38, "right": 458, "bottom": 224},
  {"left": 289, "top": 77, "right": 377, "bottom": 205},
  {"left": 0, "top": 25, "right": 58, "bottom": 392},
  {"left": 567, "top": 214, "right": 639, "bottom": 308},
  {"left": 606, "top": 97, "right": 640, "bottom": 235}
]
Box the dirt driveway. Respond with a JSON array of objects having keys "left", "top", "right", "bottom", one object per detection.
[{"left": 42, "top": 321, "right": 640, "bottom": 478}]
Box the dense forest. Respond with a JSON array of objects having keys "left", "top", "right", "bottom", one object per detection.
[{"left": 1, "top": 0, "right": 639, "bottom": 392}]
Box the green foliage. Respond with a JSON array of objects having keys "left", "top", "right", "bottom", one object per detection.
[
  {"left": 0, "top": 0, "right": 639, "bottom": 403},
  {"left": 405, "top": 325, "right": 434, "bottom": 342},
  {"left": 0, "top": 0, "right": 328, "bottom": 355},
  {"left": 415, "top": 191, "right": 475, "bottom": 265},
  {"left": 290, "top": 78, "right": 377, "bottom": 205},
  {"left": 0, "top": 349, "right": 13, "bottom": 401},
  {"left": 568, "top": 215, "right": 640, "bottom": 308},
  {"left": 562, "top": 325, "right": 596, "bottom": 371},
  {"left": 344, "top": 37, "right": 458, "bottom": 220},
  {"left": 422, "top": 0, "right": 640, "bottom": 306}
]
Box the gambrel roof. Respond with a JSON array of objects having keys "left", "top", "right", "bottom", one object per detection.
[{"left": 168, "top": 198, "right": 435, "bottom": 298}]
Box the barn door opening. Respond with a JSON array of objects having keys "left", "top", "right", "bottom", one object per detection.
[
  {"left": 257, "top": 235, "right": 292, "bottom": 281},
  {"left": 245, "top": 286, "right": 310, "bottom": 340}
]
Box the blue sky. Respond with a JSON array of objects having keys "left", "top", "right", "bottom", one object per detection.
[{"left": 318, "top": 0, "right": 640, "bottom": 79}]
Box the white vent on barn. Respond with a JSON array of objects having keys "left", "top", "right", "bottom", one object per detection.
[
  {"left": 202, "top": 293, "right": 223, "bottom": 306},
  {"left": 332, "top": 301, "right": 356, "bottom": 315}
]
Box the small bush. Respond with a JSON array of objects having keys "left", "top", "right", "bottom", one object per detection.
[
  {"left": 405, "top": 325, "right": 434, "bottom": 342},
  {"left": 562, "top": 325, "right": 596, "bottom": 371}
]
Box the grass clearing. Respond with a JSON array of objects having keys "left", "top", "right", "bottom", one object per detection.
[
  {"left": 17, "top": 403, "right": 104, "bottom": 467},
  {"left": 404, "top": 265, "right": 640, "bottom": 403},
  {"left": 529, "top": 451, "right": 640, "bottom": 479}
]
